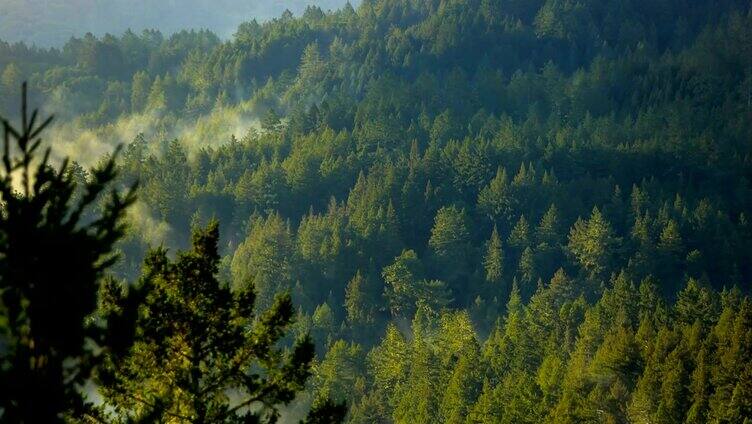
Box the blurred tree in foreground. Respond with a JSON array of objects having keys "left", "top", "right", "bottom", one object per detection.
[{"left": 0, "top": 83, "right": 135, "bottom": 422}]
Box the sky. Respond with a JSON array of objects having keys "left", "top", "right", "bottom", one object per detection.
[{"left": 0, "top": 0, "right": 357, "bottom": 47}]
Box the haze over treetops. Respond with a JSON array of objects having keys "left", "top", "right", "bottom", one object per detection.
[{"left": 0, "top": 0, "right": 358, "bottom": 46}]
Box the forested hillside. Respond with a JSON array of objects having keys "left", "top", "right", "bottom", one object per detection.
[
  {"left": 1, "top": 0, "right": 752, "bottom": 422},
  {"left": 0, "top": 0, "right": 355, "bottom": 46}
]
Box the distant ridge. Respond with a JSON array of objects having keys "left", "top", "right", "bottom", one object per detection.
[{"left": 0, "top": 0, "right": 357, "bottom": 47}]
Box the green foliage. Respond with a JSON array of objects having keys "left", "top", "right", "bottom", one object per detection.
[
  {"left": 313, "top": 340, "right": 365, "bottom": 404},
  {"left": 508, "top": 215, "right": 531, "bottom": 250},
  {"left": 429, "top": 205, "right": 471, "bottom": 287},
  {"left": 3, "top": 0, "right": 752, "bottom": 421},
  {"left": 344, "top": 270, "right": 379, "bottom": 327},
  {"left": 130, "top": 70, "right": 150, "bottom": 113},
  {"left": 0, "top": 84, "right": 135, "bottom": 422},
  {"left": 568, "top": 207, "right": 620, "bottom": 280},
  {"left": 382, "top": 249, "right": 426, "bottom": 317},
  {"left": 483, "top": 225, "right": 504, "bottom": 284},
  {"left": 97, "top": 222, "right": 333, "bottom": 423},
  {"left": 231, "top": 213, "right": 295, "bottom": 310}
]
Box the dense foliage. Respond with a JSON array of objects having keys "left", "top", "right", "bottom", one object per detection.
[
  {"left": 96, "top": 221, "right": 346, "bottom": 423},
  {"left": 0, "top": 0, "right": 355, "bottom": 47},
  {"left": 2, "top": 0, "right": 752, "bottom": 421},
  {"left": 0, "top": 89, "right": 344, "bottom": 423},
  {"left": 0, "top": 85, "right": 135, "bottom": 421}
]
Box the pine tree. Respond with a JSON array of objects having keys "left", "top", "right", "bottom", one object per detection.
[
  {"left": 478, "top": 166, "right": 514, "bottom": 224},
  {"left": 709, "top": 300, "right": 752, "bottom": 422},
  {"left": 368, "top": 323, "right": 409, "bottom": 404},
  {"left": 484, "top": 225, "right": 505, "bottom": 284},
  {"left": 345, "top": 270, "right": 378, "bottom": 327},
  {"left": 382, "top": 249, "right": 425, "bottom": 317},
  {"left": 439, "top": 341, "right": 482, "bottom": 424},
  {"left": 526, "top": 268, "right": 578, "bottom": 349},
  {"left": 0, "top": 64, "right": 22, "bottom": 95},
  {"left": 466, "top": 380, "right": 502, "bottom": 423},
  {"left": 495, "top": 371, "right": 543, "bottom": 424},
  {"left": 313, "top": 340, "right": 364, "bottom": 405},
  {"left": 508, "top": 215, "right": 531, "bottom": 250},
  {"left": 130, "top": 70, "right": 151, "bottom": 113},
  {"left": 97, "top": 222, "right": 344, "bottom": 423},
  {"left": 261, "top": 108, "right": 282, "bottom": 132},
  {"left": 313, "top": 302, "right": 336, "bottom": 349},
  {"left": 394, "top": 336, "right": 441, "bottom": 424},
  {"left": 489, "top": 281, "right": 537, "bottom": 374},
  {"left": 536, "top": 204, "right": 562, "bottom": 246},
  {"left": 592, "top": 325, "right": 641, "bottom": 391},
  {"left": 415, "top": 279, "right": 454, "bottom": 312},
  {"left": 656, "top": 349, "right": 690, "bottom": 423},
  {"left": 230, "top": 213, "right": 296, "bottom": 310},
  {"left": 146, "top": 74, "right": 167, "bottom": 111},
  {"left": 675, "top": 278, "right": 718, "bottom": 327},
  {"left": 686, "top": 346, "right": 711, "bottom": 424},
  {"left": 655, "top": 218, "right": 685, "bottom": 288},
  {"left": 429, "top": 205, "right": 471, "bottom": 287},
  {"left": 567, "top": 207, "right": 620, "bottom": 280},
  {"left": 658, "top": 219, "right": 683, "bottom": 254},
  {"left": 629, "top": 361, "right": 662, "bottom": 423},
  {"left": 298, "top": 42, "right": 325, "bottom": 83},
  {"left": 0, "top": 85, "right": 135, "bottom": 422}
]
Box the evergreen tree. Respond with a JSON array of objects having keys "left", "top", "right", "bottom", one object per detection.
[
  {"left": 429, "top": 205, "right": 471, "bottom": 289},
  {"left": 517, "top": 247, "right": 538, "bottom": 298},
  {"left": 483, "top": 225, "right": 504, "bottom": 284},
  {"left": 3, "top": 2, "right": 752, "bottom": 422},
  {"left": 0, "top": 84, "right": 135, "bottom": 422},
  {"left": 130, "top": 70, "right": 151, "bottom": 113},
  {"left": 567, "top": 207, "right": 620, "bottom": 280},
  {"left": 466, "top": 380, "right": 503, "bottom": 423},
  {"left": 97, "top": 222, "right": 344, "bottom": 423},
  {"left": 477, "top": 166, "right": 514, "bottom": 224},
  {"left": 231, "top": 213, "right": 296, "bottom": 310},
  {"left": 675, "top": 279, "right": 718, "bottom": 327},
  {"left": 261, "top": 108, "right": 282, "bottom": 132},
  {"left": 439, "top": 341, "right": 482, "bottom": 424},
  {"left": 368, "top": 323, "right": 409, "bottom": 407},
  {"left": 345, "top": 270, "right": 378, "bottom": 328},
  {"left": 382, "top": 249, "right": 425, "bottom": 317},
  {"left": 536, "top": 204, "right": 562, "bottom": 247},
  {"left": 0, "top": 64, "right": 22, "bottom": 91},
  {"left": 313, "top": 340, "right": 364, "bottom": 405},
  {"left": 508, "top": 215, "right": 531, "bottom": 250},
  {"left": 146, "top": 75, "right": 167, "bottom": 111},
  {"left": 686, "top": 346, "right": 711, "bottom": 424},
  {"left": 658, "top": 219, "right": 683, "bottom": 254}
]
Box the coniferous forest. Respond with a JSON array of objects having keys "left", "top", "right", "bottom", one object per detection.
[{"left": 1, "top": 0, "right": 752, "bottom": 422}]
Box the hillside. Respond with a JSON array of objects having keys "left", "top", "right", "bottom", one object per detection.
[
  {"left": 1, "top": 0, "right": 752, "bottom": 422},
  {"left": 0, "top": 0, "right": 356, "bottom": 46}
]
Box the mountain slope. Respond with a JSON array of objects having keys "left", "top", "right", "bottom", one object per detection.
[{"left": 0, "top": 0, "right": 357, "bottom": 46}]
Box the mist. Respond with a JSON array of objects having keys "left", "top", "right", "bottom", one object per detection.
[
  {"left": 46, "top": 101, "right": 262, "bottom": 168},
  {"left": 0, "top": 0, "right": 359, "bottom": 47}
]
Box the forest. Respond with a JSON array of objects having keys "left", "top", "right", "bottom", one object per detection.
[
  {"left": 0, "top": 0, "right": 355, "bottom": 47},
  {"left": 1, "top": 0, "right": 752, "bottom": 422}
]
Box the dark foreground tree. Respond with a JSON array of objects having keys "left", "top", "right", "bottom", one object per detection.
[
  {"left": 96, "top": 221, "right": 346, "bottom": 423},
  {"left": 0, "top": 83, "right": 136, "bottom": 422}
]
